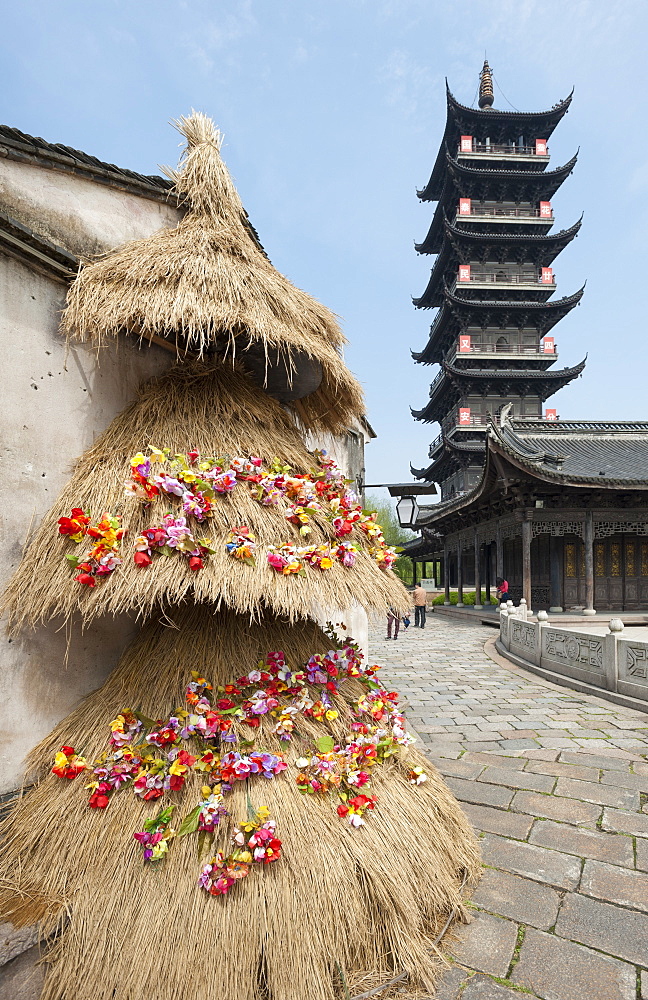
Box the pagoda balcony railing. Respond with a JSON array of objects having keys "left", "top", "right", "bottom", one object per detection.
[
  {"left": 449, "top": 343, "right": 558, "bottom": 360},
  {"left": 441, "top": 411, "right": 555, "bottom": 433},
  {"left": 457, "top": 142, "right": 549, "bottom": 158},
  {"left": 455, "top": 205, "right": 553, "bottom": 221},
  {"left": 454, "top": 270, "right": 556, "bottom": 288}
]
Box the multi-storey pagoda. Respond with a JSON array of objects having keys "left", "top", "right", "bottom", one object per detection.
[
  {"left": 402, "top": 66, "right": 648, "bottom": 615},
  {"left": 411, "top": 61, "right": 585, "bottom": 501}
]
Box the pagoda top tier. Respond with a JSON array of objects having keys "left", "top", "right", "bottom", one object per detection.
[{"left": 419, "top": 71, "right": 573, "bottom": 202}]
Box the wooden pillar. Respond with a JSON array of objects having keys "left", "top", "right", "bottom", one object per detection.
[
  {"left": 474, "top": 530, "right": 482, "bottom": 608},
  {"left": 412, "top": 560, "right": 417, "bottom": 587},
  {"left": 485, "top": 542, "right": 492, "bottom": 605},
  {"left": 583, "top": 512, "right": 596, "bottom": 615},
  {"left": 549, "top": 535, "right": 563, "bottom": 613},
  {"left": 457, "top": 540, "right": 464, "bottom": 607},
  {"left": 522, "top": 517, "right": 532, "bottom": 607},
  {"left": 496, "top": 524, "right": 503, "bottom": 582},
  {"left": 444, "top": 543, "right": 451, "bottom": 605}
]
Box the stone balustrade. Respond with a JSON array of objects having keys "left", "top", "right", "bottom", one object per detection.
[{"left": 497, "top": 603, "right": 648, "bottom": 711}]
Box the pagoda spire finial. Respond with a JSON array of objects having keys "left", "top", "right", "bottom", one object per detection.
[{"left": 479, "top": 59, "right": 495, "bottom": 109}]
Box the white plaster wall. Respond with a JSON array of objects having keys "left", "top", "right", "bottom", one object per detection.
[
  {"left": 0, "top": 158, "right": 180, "bottom": 257},
  {"left": 0, "top": 253, "right": 172, "bottom": 792}
]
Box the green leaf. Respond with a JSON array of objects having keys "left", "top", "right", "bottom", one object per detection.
[
  {"left": 133, "top": 711, "right": 158, "bottom": 729},
  {"left": 160, "top": 545, "right": 174, "bottom": 557},
  {"left": 65, "top": 554, "right": 80, "bottom": 567},
  {"left": 315, "top": 735, "right": 335, "bottom": 753},
  {"left": 177, "top": 805, "right": 201, "bottom": 837}
]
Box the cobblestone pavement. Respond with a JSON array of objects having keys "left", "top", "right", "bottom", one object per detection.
[{"left": 369, "top": 614, "right": 648, "bottom": 1000}]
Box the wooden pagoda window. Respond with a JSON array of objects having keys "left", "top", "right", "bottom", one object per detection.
[
  {"left": 595, "top": 543, "right": 605, "bottom": 577},
  {"left": 565, "top": 543, "right": 576, "bottom": 578},
  {"left": 627, "top": 541, "right": 636, "bottom": 577}
]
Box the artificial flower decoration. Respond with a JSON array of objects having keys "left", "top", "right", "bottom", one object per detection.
[
  {"left": 60, "top": 509, "right": 125, "bottom": 585},
  {"left": 51, "top": 746, "right": 86, "bottom": 779},
  {"left": 226, "top": 526, "right": 256, "bottom": 565},
  {"left": 133, "top": 805, "right": 176, "bottom": 862},
  {"left": 133, "top": 514, "right": 215, "bottom": 571},
  {"left": 198, "top": 807, "right": 281, "bottom": 897}
]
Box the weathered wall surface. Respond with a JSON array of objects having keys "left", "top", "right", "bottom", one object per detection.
[
  {"left": 0, "top": 157, "right": 179, "bottom": 257},
  {"left": 0, "top": 161, "right": 180, "bottom": 791}
]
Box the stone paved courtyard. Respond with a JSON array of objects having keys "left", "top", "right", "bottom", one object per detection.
[{"left": 369, "top": 613, "right": 648, "bottom": 1000}]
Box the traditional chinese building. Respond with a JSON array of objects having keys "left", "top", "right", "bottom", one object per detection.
[{"left": 404, "top": 65, "right": 648, "bottom": 614}]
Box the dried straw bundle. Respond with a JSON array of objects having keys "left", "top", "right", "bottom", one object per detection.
[
  {"left": 2, "top": 360, "right": 408, "bottom": 633},
  {"left": 61, "top": 112, "right": 364, "bottom": 433},
  {"left": 0, "top": 605, "right": 480, "bottom": 1000}
]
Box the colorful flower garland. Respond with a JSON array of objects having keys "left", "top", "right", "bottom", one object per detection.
[
  {"left": 59, "top": 450, "right": 398, "bottom": 585},
  {"left": 51, "top": 627, "right": 425, "bottom": 897}
]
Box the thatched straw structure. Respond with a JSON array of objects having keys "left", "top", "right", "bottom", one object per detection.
[
  {"left": 0, "top": 605, "right": 480, "bottom": 1000},
  {"left": 2, "top": 360, "right": 408, "bottom": 632},
  {"left": 61, "top": 112, "right": 364, "bottom": 434}
]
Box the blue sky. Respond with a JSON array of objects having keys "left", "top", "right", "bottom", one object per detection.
[{"left": 2, "top": 1, "right": 648, "bottom": 500}]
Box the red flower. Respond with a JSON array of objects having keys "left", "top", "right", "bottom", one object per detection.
[
  {"left": 58, "top": 508, "right": 90, "bottom": 537},
  {"left": 187, "top": 450, "right": 200, "bottom": 462},
  {"left": 61, "top": 746, "right": 75, "bottom": 756},
  {"left": 337, "top": 804, "right": 349, "bottom": 818},
  {"left": 74, "top": 572, "right": 96, "bottom": 587},
  {"left": 216, "top": 698, "right": 235, "bottom": 711},
  {"left": 134, "top": 551, "right": 152, "bottom": 568},
  {"left": 89, "top": 792, "right": 110, "bottom": 809},
  {"left": 188, "top": 556, "right": 204, "bottom": 571}
]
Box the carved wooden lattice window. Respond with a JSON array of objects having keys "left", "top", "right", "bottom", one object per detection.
[
  {"left": 627, "top": 541, "right": 636, "bottom": 577},
  {"left": 565, "top": 543, "right": 576, "bottom": 578},
  {"left": 595, "top": 543, "right": 605, "bottom": 577},
  {"left": 642, "top": 542, "right": 648, "bottom": 577},
  {"left": 580, "top": 545, "right": 585, "bottom": 577},
  {"left": 611, "top": 542, "right": 621, "bottom": 577}
]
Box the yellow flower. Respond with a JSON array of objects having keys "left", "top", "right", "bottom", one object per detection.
[
  {"left": 320, "top": 557, "right": 333, "bottom": 570},
  {"left": 181, "top": 472, "right": 197, "bottom": 484},
  {"left": 110, "top": 715, "right": 125, "bottom": 732},
  {"left": 239, "top": 850, "right": 253, "bottom": 863},
  {"left": 130, "top": 453, "right": 146, "bottom": 467},
  {"left": 325, "top": 710, "right": 338, "bottom": 721},
  {"left": 149, "top": 447, "right": 166, "bottom": 463}
]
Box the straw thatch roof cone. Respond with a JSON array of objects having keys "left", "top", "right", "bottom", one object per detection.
[
  {"left": 61, "top": 112, "right": 364, "bottom": 434},
  {"left": 2, "top": 360, "right": 408, "bottom": 632},
  {"left": 0, "top": 605, "right": 480, "bottom": 1000}
]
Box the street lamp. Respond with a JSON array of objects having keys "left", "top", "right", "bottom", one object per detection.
[{"left": 396, "top": 495, "right": 419, "bottom": 529}]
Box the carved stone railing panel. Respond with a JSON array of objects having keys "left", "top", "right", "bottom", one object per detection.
[{"left": 541, "top": 628, "right": 603, "bottom": 674}]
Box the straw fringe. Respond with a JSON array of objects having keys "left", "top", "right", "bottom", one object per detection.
[
  {"left": 1, "top": 361, "right": 408, "bottom": 633},
  {"left": 61, "top": 112, "right": 364, "bottom": 433},
  {"left": 0, "top": 606, "right": 480, "bottom": 1000}
]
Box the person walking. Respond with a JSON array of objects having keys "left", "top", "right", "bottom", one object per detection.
[
  {"left": 496, "top": 577, "right": 509, "bottom": 605},
  {"left": 412, "top": 583, "right": 427, "bottom": 628},
  {"left": 386, "top": 607, "right": 401, "bottom": 640}
]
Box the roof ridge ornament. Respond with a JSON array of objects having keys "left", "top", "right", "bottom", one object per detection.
[{"left": 479, "top": 60, "right": 495, "bottom": 110}]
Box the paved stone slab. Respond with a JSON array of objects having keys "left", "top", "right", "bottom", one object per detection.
[
  {"left": 511, "top": 790, "right": 601, "bottom": 826},
  {"left": 477, "top": 766, "right": 555, "bottom": 793},
  {"left": 463, "top": 753, "right": 527, "bottom": 770},
  {"left": 471, "top": 868, "right": 560, "bottom": 929},
  {"left": 558, "top": 751, "right": 633, "bottom": 771},
  {"left": 444, "top": 776, "right": 514, "bottom": 809},
  {"left": 528, "top": 819, "right": 635, "bottom": 867},
  {"left": 462, "top": 802, "right": 534, "bottom": 841},
  {"left": 602, "top": 807, "right": 648, "bottom": 838},
  {"left": 448, "top": 911, "right": 518, "bottom": 978},
  {"left": 601, "top": 769, "right": 648, "bottom": 791},
  {"left": 581, "top": 859, "right": 648, "bottom": 912},
  {"left": 429, "top": 964, "right": 467, "bottom": 999},
  {"left": 428, "top": 758, "right": 485, "bottom": 780},
  {"left": 553, "top": 776, "right": 639, "bottom": 809},
  {"left": 555, "top": 891, "right": 648, "bottom": 965},
  {"left": 524, "top": 760, "right": 600, "bottom": 781},
  {"left": 461, "top": 975, "right": 527, "bottom": 999},
  {"left": 642, "top": 970, "right": 648, "bottom": 1000},
  {"left": 481, "top": 834, "right": 581, "bottom": 889},
  {"left": 511, "top": 928, "right": 636, "bottom": 1000},
  {"left": 635, "top": 837, "right": 648, "bottom": 872}
]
